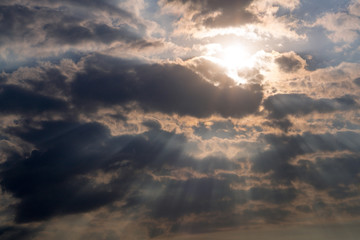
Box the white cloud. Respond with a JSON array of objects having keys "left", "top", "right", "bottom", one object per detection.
[{"left": 314, "top": 1, "right": 360, "bottom": 43}]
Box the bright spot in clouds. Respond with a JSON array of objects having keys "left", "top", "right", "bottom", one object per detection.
[
  {"left": 221, "top": 45, "right": 251, "bottom": 69},
  {"left": 203, "top": 44, "right": 253, "bottom": 84}
]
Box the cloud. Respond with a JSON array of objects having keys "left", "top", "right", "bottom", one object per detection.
[
  {"left": 1, "top": 0, "right": 360, "bottom": 238},
  {"left": 0, "top": 226, "right": 37, "bottom": 240},
  {"left": 0, "top": 2, "right": 158, "bottom": 62},
  {"left": 1, "top": 119, "right": 240, "bottom": 223},
  {"left": 192, "top": 120, "right": 244, "bottom": 139},
  {"left": 314, "top": 1, "right": 360, "bottom": 43},
  {"left": 43, "top": 23, "right": 140, "bottom": 45},
  {"left": 354, "top": 77, "right": 360, "bottom": 86},
  {"left": 0, "top": 84, "right": 68, "bottom": 115},
  {"left": 297, "top": 155, "right": 360, "bottom": 190},
  {"left": 263, "top": 94, "right": 357, "bottom": 119},
  {"left": 163, "top": 0, "right": 257, "bottom": 28},
  {"left": 252, "top": 131, "right": 360, "bottom": 191},
  {"left": 71, "top": 54, "right": 263, "bottom": 118},
  {"left": 275, "top": 53, "right": 304, "bottom": 73}
]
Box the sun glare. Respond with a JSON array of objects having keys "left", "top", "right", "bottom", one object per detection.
[
  {"left": 203, "top": 43, "right": 252, "bottom": 84},
  {"left": 221, "top": 45, "right": 250, "bottom": 69}
]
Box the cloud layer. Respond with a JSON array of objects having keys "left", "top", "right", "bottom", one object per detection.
[{"left": 1, "top": 0, "right": 360, "bottom": 240}]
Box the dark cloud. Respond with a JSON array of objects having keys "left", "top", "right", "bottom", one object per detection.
[
  {"left": 1, "top": 121, "right": 124, "bottom": 222},
  {"left": 142, "top": 119, "right": 162, "bottom": 130},
  {"left": 0, "top": 84, "right": 68, "bottom": 115},
  {"left": 248, "top": 187, "right": 297, "bottom": 204},
  {"left": 72, "top": 54, "right": 263, "bottom": 118},
  {"left": 0, "top": 2, "right": 153, "bottom": 57},
  {"left": 264, "top": 118, "right": 293, "bottom": 132},
  {"left": 47, "top": 0, "right": 141, "bottom": 25},
  {"left": 275, "top": 55, "right": 303, "bottom": 73},
  {"left": 354, "top": 77, "right": 360, "bottom": 86},
  {"left": 252, "top": 131, "right": 360, "bottom": 194},
  {"left": 1, "top": 118, "right": 299, "bottom": 229},
  {"left": 263, "top": 94, "right": 357, "bottom": 119},
  {"left": 193, "top": 120, "right": 245, "bottom": 139},
  {"left": 143, "top": 178, "right": 238, "bottom": 220},
  {"left": 0, "top": 5, "right": 37, "bottom": 44},
  {"left": 43, "top": 23, "right": 146, "bottom": 45},
  {"left": 0, "top": 226, "right": 36, "bottom": 240},
  {"left": 165, "top": 0, "right": 257, "bottom": 27},
  {"left": 187, "top": 58, "right": 237, "bottom": 87},
  {"left": 127, "top": 176, "right": 295, "bottom": 224},
  {"left": 2, "top": 119, "right": 242, "bottom": 223},
  {"left": 25, "top": 68, "right": 69, "bottom": 97},
  {"left": 328, "top": 186, "right": 359, "bottom": 199},
  {"left": 296, "top": 205, "right": 312, "bottom": 213},
  {"left": 0, "top": 121, "right": 154, "bottom": 221},
  {"left": 297, "top": 155, "right": 360, "bottom": 190}
]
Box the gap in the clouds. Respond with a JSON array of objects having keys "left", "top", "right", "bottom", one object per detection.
[{"left": 289, "top": 0, "right": 351, "bottom": 22}]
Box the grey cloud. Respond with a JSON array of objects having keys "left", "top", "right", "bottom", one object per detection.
[
  {"left": 187, "top": 58, "right": 237, "bottom": 87},
  {"left": 328, "top": 186, "right": 359, "bottom": 199},
  {"left": 275, "top": 55, "right": 303, "bottom": 73},
  {"left": 71, "top": 54, "right": 263, "bottom": 118},
  {"left": 0, "top": 5, "right": 37, "bottom": 44},
  {"left": 143, "top": 178, "right": 237, "bottom": 220},
  {"left": 25, "top": 68, "right": 69, "bottom": 97},
  {"left": 252, "top": 131, "right": 360, "bottom": 199},
  {"left": 296, "top": 205, "right": 312, "bottom": 213},
  {"left": 5, "top": 0, "right": 140, "bottom": 25},
  {"left": 354, "top": 77, "right": 360, "bottom": 86},
  {"left": 297, "top": 155, "right": 360, "bottom": 191},
  {"left": 263, "top": 94, "right": 357, "bottom": 119},
  {"left": 165, "top": 0, "right": 257, "bottom": 27},
  {"left": 169, "top": 208, "right": 291, "bottom": 234},
  {"left": 248, "top": 187, "right": 297, "bottom": 204},
  {"left": 193, "top": 120, "right": 245, "bottom": 139},
  {"left": 43, "top": 23, "right": 145, "bottom": 45},
  {"left": 264, "top": 118, "right": 293, "bottom": 132},
  {"left": 1, "top": 119, "right": 241, "bottom": 223},
  {"left": 0, "top": 226, "right": 37, "bottom": 240},
  {"left": 1, "top": 118, "right": 299, "bottom": 230},
  {"left": 0, "top": 2, "right": 153, "bottom": 58},
  {"left": 128, "top": 176, "right": 295, "bottom": 223},
  {"left": 0, "top": 84, "right": 68, "bottom": 115}
]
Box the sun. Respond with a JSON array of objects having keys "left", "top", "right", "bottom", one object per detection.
[
  {"left": 220, "top": 45, "right": 250, "bottom": 69},
  {"left": 203, "top": 43, "right": 252, "bottom": 84}
]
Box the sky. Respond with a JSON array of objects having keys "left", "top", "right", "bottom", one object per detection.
[{"left": 1, "top": 0, "right": 360, "bottom": 239}]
